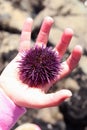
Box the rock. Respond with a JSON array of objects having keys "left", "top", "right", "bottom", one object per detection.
[
  {"left": 0, "top": 31, "right": 19, "bottom": 54},
  {"left": 49, "top": 27, "right": 62, "bottom": 46},
  {"left": 33, "top": 118, "right": 66, "bottom": 130},
  {"left": 79, "top": 55, "right": 87, "bottom": 74},
  {"left": 15, "top": 123, "right": 41, "bottom": 130},
  {"left": 0, "top": 0, "right": 28, "bottom": 31},
  {"left": 0, "top": 31, "right": 19, "bottom": 71},
  {"left": 59, "top": 87, "right": 87, "bottom": 128},
  {"left": 36, "top": 107, "right": 63, "bottom": 124},
  {"left": 20, "top": 0, "right": 45, "bottom": 15},
  {"left": 47, "top": 0, "right": 65, "bottom": 9},
  {"left": 55, "top": 77, "right": 80, "bottom": 93},
  {"left": 11, "top": 0, "right": 45, "bottom": 16},
  {"left": 63, "top": 78, "right": 80, "bottom": 92}
]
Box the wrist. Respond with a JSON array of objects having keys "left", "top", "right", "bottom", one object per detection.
[{"left": 0, "top": 88, "right": 26, "bottom": 130}]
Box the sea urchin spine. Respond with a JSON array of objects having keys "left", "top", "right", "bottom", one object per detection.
[{"left": 18, "top": 46, "right": 61, "bottom": 87}]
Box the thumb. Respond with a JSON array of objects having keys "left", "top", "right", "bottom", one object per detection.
[{"left": 30, "top": 89, "right": 72, "bottom": 108}]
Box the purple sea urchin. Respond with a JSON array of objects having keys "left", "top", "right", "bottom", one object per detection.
[{"left": 18, "top": 46, "right": 61, "bottom": 87}]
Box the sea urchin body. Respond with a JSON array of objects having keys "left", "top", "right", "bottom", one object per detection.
[{"left": 18, "top": 46, "right": 61, "bottom": 87}]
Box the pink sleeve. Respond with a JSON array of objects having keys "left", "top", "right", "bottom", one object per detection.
[{"left": 0, "top": 89, "right": 26, "bottom": 130}]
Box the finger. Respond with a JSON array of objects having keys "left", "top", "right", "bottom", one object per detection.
[
  {"left": 66, "top": 45, "right": 82, "bottom": 71},
  {"left": 19, "top": 17, "right": 33, "bottom": 52},
  {"left": 27, "top": 89, "right": 72, "bottom": 108},
  {"left": 41, "top": 89, "right": 72, "bottom": 108},
  {"left": 56, "top": 28, "right": 73, "bottom": 58},
  {"left": 58, "top": 45, "right": 83, "bottom": 80},
  {"left": 36, "top": 16, "right": 54, "bottom": 47}
]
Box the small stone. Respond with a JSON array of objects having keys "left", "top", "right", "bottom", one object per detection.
[{"left": 15, "top": 123, "right": 41, "bottom": 130}]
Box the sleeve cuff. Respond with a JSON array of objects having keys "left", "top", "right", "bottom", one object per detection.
[{"left": 0, "top": 89, "right": 26, "bottom": 130}]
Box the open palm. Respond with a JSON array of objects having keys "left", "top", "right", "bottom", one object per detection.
[{"left": 0, "top": 16, "right": 82, "bottom": 108}]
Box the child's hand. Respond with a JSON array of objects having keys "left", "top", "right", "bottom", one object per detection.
[{"left": 0, "top": 16, "right": 82, "bottom": 108}]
